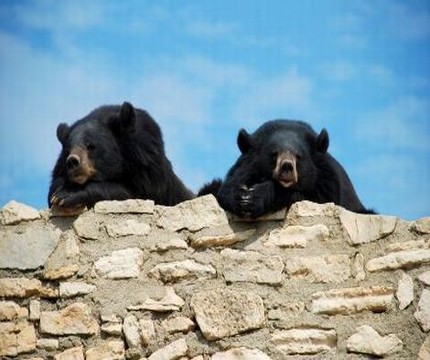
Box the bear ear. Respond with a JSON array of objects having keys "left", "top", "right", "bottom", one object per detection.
[
  {"left": 237, "top": 129, "right": 253, "bottom": 153},
  {"left": 118, "top": 101, "right": 136, "bottom": 133},
  {"left": 56, "top": 123, "right": 70, "bottom": 145},
  {"left": 316, "top": 128, "right": 329, "bottom": 153}
]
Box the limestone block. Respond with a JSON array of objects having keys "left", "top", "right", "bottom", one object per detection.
[
  {"left": 94, "top": 199, "right": 154, "bottom": 214},
  {"left": 285, "top": 254, "right": 350, "bottom": 283},
  {"left": 44, "top": 264, "right": 80, "bottom": 280},
  {"left": 94, "top": 247, "right": 144, "bottom": 279},
  {"left": 147, "top": 338, "right": 188, "bottom": 360},
  {"left": 191, "top": 224, "right": 255, "bottom": 248},
  {"left": 54, "top": 347, "right": 85, "bottom": 360},
  {"left": 367, "top": 249, "right": 430, "bottom": 272},
  {"left": 40, "top": 302, "right": 99, "bottom": 335},
  {"left": 155, "top": 195, "right": 228, "bottom": 232},
  {"left": 60, "top": 281, "right": 97, "bottom": 298},
  {"left": 148, "top": 259, "right": 216, "bottom": 283},
  {"left": 72, "top": 211, "right": 102, "bottom": 240},
  {"left": 418, "top": 335, "right": 430, "bottom": 360},
  {"left": 101, "top": 323, "right": 122, "bottom": 336},
  {"left": 139, "top": 319, "right": 156, "bottom": 346},
  {"left": 29, "top": 300, "right": 40, "bottom": 321},
  {"left": 387, "top": 238, "right": 430, "bottom": 252},
  {"left": 221, "top": 249, "right": 284, "bottom": 284},
  {"left": 105, "top": 219, "right": 151, "bottom": 237},
  {"left": 266, "top": 224, "right": 329, "bottom": 248},
  {"left": 0, "top": 225, "right": 59, "bottom": 270},
  {"left": 86, "top": 341, "right": 125, "bottom": 360},
  {"left": 123, "top": 314, "right": 141, "bottom": 348},
  {"left": 1, "top": 200, "right": 40, "bottom": 225},
  {"left": 353, "top": 252, "right": 366, "bottom": 281},
  {"left": 36, "top": 338, "right": 59, "bottom": 350},
  {"left": 143, "top": 229, "right": 188, "bottom": 252},
  {"left": 162, "top": 316, "right": 195, "bottom": 334},
  {"left": 0, "top": 300, "right": 28, "bottom": 320},
  {"left": 0, "top": 277, "right": 57, "bottom": 298},
  {"left": 339, "top": 209, "right": 397, "bottom": 245},
  {"left": 287, "top": 201, "right": 337, "bottom": 218},
  {"left": 346, "top": 325, "right": 403, "bottom": 356},
  {"left": 310, "top": 286, "right": 394, "bottom": 315},
  {"left": 271, "top": 328, "right": 337, "bottom": 355},
  {"left": 211, "top": 347, "right": 272, "bottom": 359},
  {"left": 396, "top": 271, "right": 414, "bottom": 310},
  {"left": 128, "top": 287, "right": 184, "bottom": 312},
  {"left": 0, "top": 321, "right": 36, "bottom": 356},
  {"left": 191, "top": 288, "right": 265, "bottom": 340},
  {"left": 410, "top": 217, "right": 430, "bottom": 234},
  {"left": 419, "top": 271, "right": 430, "bottom": 286},
  {"left": 415, "top": 289, "right": 430, "bottom": 331}
]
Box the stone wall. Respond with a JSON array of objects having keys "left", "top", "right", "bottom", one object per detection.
[{"left": 0, "top": 195, "right": 429, "bottom": 359}]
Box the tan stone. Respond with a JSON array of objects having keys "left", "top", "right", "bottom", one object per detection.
[
  {"left": 191, "top": 288, "right": 265, "bottom": 340},
  {"left": 37, "top": 338, "right": 59, "bottom": 350},
  {"left": 94, "top": 199, "right": 154, "bottom": 214},
  {"left": 139, "top": 319, "right": 156, "bottom": 346},
  {"left": 287, "top": 200, "right": 337, "bottom": 218},
  {"left": 86, "top": 340, "right": 125, "bottom": 360},
  {"left": 346, "top": 325, "right": 403, "bottom": 356},
  {"left": 43, "top": 264, "right": 80, "bottom": 280},
  {"left": 143, "top": 229, "right": 188, "bottom": 252},
  {"left": 148, "top": 338, "right": 188, "bottom": 360},
  {"left": 353, "top": 253, "right": 366, "bottom": 281},
  {"left": 271, "top": 328, "right": 337, "bottom": 355},
  {"left": 419, "top": 271, "right": 430, "bottom": 286},
  {"left": 266, "top": 224, "right": 329, "bottom": 248},
  {"left": 40, "top": 302, "right": 99, "bottom": 335},
  {"left": 285, "top": 254, "right": 350, "bottom": 283},
  {"left": 387, "top": 238, "right": 430, "bottom": 252},
  {"left": 0, "top": 277, "right": 57, "bottom": 298},
  {"left": 1, "top": 200, "right": 40, "bottom": 225},
  {"left": 221, "top": 249, "right": 284, "bottom": 284},
  {"left": 310, "top": 286, "right": 394, "bottom": 315},
  {"left": 101, "top": 323, "right": 122, "bottom": 336},
  {"left": 72, "top": 212, "right": 102, "bottom": 240},
  {"left": 155, "top": 195, "right": 228, "bottom": 232},
  {"left": 410, "top": 217, "right": 430, "bottom": 234},
  {"left": 191, "top": 225, "right": 255, "bottom": 248},
  {"left": 29, "top": 299, "right": 40, "bottom": 321},
  {"left": 105, "top": 219, "right": 151, "bottom": 237},
  {"left": 94, "top": 247, "right": 144, "bottom": 279},
  {"left": 339, "top": 209, "right": 397, "bottom": 245},
  {"left": 60, "top": 281, "right": 97, "bottom": 298},
  {"left": 418, "top": 335, "right": 430, "bottom": 360},
  {"left": 162, "top": 316, "right": 195, "bottom": 334},
  {"left": 212, "top": 347, "right": 273, "bottom": 359},
  {"left": 415, "top": 289, "right": 430, "bottom": 331},
  {"left": 54, "top": 346, "right": 85, "bottom": 360},
  {"left": 123, "top": 314, "right": 141, "bottom": 348},
  {"left": 0, "top": 321, "right": 36, "bottom": 356},
  {"left": 0, "top": 300, "right": 28, "bottom": 320},
  {"left": 367, "top": 249, "right": 430, "bottom": 272},
  {"left": 396, "top": 271, "right": 414, "bottom": 310},
  {"left": 148, "top": 259, "right": 216, "bottom": 283},
  {"left": 128, "top": 287, "right": 185, "bottom": 312}
]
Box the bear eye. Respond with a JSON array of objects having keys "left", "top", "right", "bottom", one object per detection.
[{"left": 86, "top": 142, "right": 95, "bottom": 151}]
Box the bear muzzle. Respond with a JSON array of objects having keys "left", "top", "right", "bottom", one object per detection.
[
  {"left": 66, "top": 146, "right": 96, "bottom": 185},
  {"left": 274, "top": 152, "right": 298, "bottom": 188}
]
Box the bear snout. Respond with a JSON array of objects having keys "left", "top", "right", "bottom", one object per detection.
[
  {"left": 66, "top": 154, "right": 80, "bottom": 170},
  {"left": 65, "top": 146, "right": 96, "bottom": 185},
  {"left": 274, "top": 152, "right": 298, "bottom": 188}
]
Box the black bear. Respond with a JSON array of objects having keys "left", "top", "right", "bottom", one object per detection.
[
  {"left": 49, "top": 102, "right": 194, "bottom": 211},
  {"left": 199, "top": 120, "right": 373, "bottom": 218}
]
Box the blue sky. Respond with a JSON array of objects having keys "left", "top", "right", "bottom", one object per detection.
[{"left": 0, "top": 0, "right": 429, "bottom": 220}]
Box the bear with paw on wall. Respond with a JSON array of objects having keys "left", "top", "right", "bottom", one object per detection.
[
  {"left": 49, "top": 102, "right": 194, "bottom": 213},
  {"left": 199, "top": 120, "right": 374, "bottom": 218}
]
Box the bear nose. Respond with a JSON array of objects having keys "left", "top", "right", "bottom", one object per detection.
[
  {"left": 66, "top": 154, "right": 80, "bottom": 170},
  {"left": 280, "top": 161, "right": 294, "bottom": 174}
]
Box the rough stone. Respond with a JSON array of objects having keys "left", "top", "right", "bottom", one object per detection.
[
  {"left": 211, "top": 347, "right": 273, "bottom": 360},
  {"left": 310, "top": 286, "right": 394, "bottom": 315},
  {"left": 36, "top": 338, "right": 59, "bottom": 350},
  {"left": 155, "top": 195, "right": 229, "bottom": 232},
  {"left": 94, "top": 247, "right": 144, "bottom": 279},
  {"left": 339, "top": 209, "right": 397, "bottom": 245},
  {"left": 367, "top": 249, "right": 430, "bottom": 272},
  {"left": 72, "top": 212, "right": 102, "bottom": 240},
  {"left": 29, "top": 300, "right": 40, "bottom": 321},
  {"left": 191, "top": 288, "right": 265, "bottom": 340},
  {"left": 105, "top": 219, "right": 151, "bottom": 237},
  {"left": 387, "top": 238, "right": 430, "bottom": 252},
  {"left": 143, "top": 229, "right": 188, "bottom": 252},
  {"left": 353, "top": 253, "right": 366, "bottom": 281},
  {"left": 415, "top": 289, "right": 430, "bottom": 331},
  {"left": 265, "top": 224, "right": 329, "bottom": 248},
  {"left": 418, "top": 335, "right": 430, "bottom": 360},
  {"left": 191, "top": 225, "right": 255, "bottom": 248},
  {"left": 419, "top": 271, "right": 430, "bottom": 286},
  {"left": 128, "top": 287, "right": 185, "bottom": 312},
  {"left": 410, "top": 217, "right": 430, "bottom": 234},
  {"left": 139, "top": 319, "right": 156, "bottom": 346},
  {"left": 54, "top": 347, "right": 85, "bottom": 360},
  {"left": 285, "top": 254, "right": 350, "bottom": 283},
  {"left": 0, "top": 225, "right": 60, "bottom": 270},
  {"left": 94, "top": 199, "right": 154, "bottom": 214},
  {"left": 0, "top": 321, "right": 37, "bottom": 356},
  {"left": 44, "top": 264, "right": 80, "bottom": 280},
  {"left": 147, "top": 338, "right": 188, "bottom": 360},
  {"left": 396, "top": 271, "right": 414, "bottom": 310},
  {"left": 346, "top": 325, "right": 403, "bottom": 356},
  {"left": 221, "top": 249, "right": 284, "bottom": 284},
  {"left": 86, "top": 340, "right": 125, "bottom": 360},
  {"left": 271, "top": 328, "right": 337, "bottom": 355},
  {"left": 1, "top": 200, "right": 40, "bottom": 225},
  {"left": 287, "top": 201, "right": 337, "bottom": 218},
  {"left": 123, "top": 314, "right": 141, "bottom": 348},
  {"left": 101, "top": 323, "right": 122, "bottom": 336},
  {"left": 162, "top": 316, "right": 195, "bottom": 334},
  {"left": 0, "top": 277, "right": 57, "bottom": 298},
  {"left": 148, "top": 259, "right": 216, "bottom": 283},
  {"left": 60, "top": 281, "right": 97, "bottom": 298},
  {"left": 0, "top": 301, "right": 28, "bottom": 320},
  {"left": 40, "top": 302, "right": 99, "bottom": 335}
]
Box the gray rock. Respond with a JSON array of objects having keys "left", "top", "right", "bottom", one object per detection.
[{"left": 1, "top": 200, "right": 40, "bottom": 225}]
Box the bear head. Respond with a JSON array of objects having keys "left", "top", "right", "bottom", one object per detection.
[
  {"left": 56, "top": 102, "right": 137, "bottom": 185},
  {"left": 236, "top": 120, "right": 329, "bottom": 191}
]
